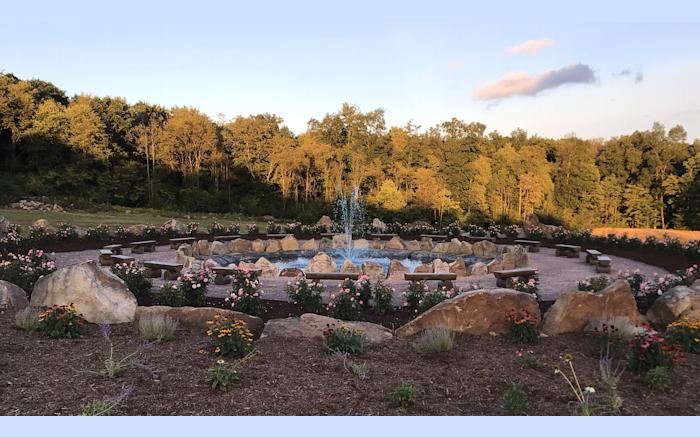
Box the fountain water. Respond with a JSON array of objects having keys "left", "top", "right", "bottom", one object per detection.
[{"left": 335, "top": 186, "right": 364, "bottom": 259}]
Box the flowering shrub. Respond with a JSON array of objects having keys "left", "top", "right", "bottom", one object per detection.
[
  {"left": 442, "top": 222, "right": 462, "bottom": 238},
  {"left": 515, "top": 349, "right": 538, "bottom": 369},
  {"left": 627, "top": 327, "right": 682, "bottom": 372},
  {"left": 506, "top": 309, "right": 539, "bottom": 344},
  {"left": 577, "top": 275, "right": 610, "bottom": 292},
  {"left": 417, "top": 285, "right": 459, "bottom": 314},
  {"left": 617, "top": 269, "right": 645, "bottom": 293},
  {"left": 226, "top": 223, "right": 240, "bottom": 234},
  {"left": 513, "top": 277, "right": 539, "bottom": 295},
  {"left": 665, "top": 317, "right": 700, "bottom": 353},
  {"left": 323, "top": 326, "right": 364, "bottom": 354},
  {"left": 85, "top": 224, "right": 110, "bottom": 241},
  {"left": 114, "top": 225, "right": 131, "bottom": 240},
  {"left": 285, "top": 275, "right": 324, "bottom": 313},
  {"left": 142, "top": 225, "right": 159, "bottom": 239},
  {"left": 354, "top": 275, "right": 372, "bottom": 309},
  {"left": 486, "top": 224, "right": 501, "bottom": 238},
  {"left": 160, "top": 222, "right": 176, "bottom": 238},
  {"left": 0, "top": 249, "right": 56, "bottom": 291},
  {"left": 208, "top": 221, "right": 225, "bottom": 236},
  {"left": 110, "top": 262, "right": 152, "bottom": 302},
  {"left": 246, "top": 223, "right": 259, "bottom": 235},
  {"left": 403, "top": 281, "right": 429, "bottom": 313},
  {"left": 501, "top": 224, "right": 520, "bottom": 238},
  {"left": 266, "top": 221, "right": 281, "bottom": 234},
  {"left": 28, "top": 225, "right": 55, "bottom": 244},
  {"left": 177, "top": 269, "right": 210, "bottom": 306},
  {"left": 56, "top": 222, "right": 79, "bottom": 240},
  {"left": 38, "top": 304, "right": 86, "bottom": 338},
  {"left": 156, "top": 283, "right": 188, "bottom": 307},
  {"left": 372, "top": 281, "right": 394, "bottom": 315},
  {"left": 227, "top": 268, "right": 263, "bottom": 316},
  {"left": 0, "top": 224, "right": 22, "bottom": 253},
  {"left": 465, "top": 224, "right": 486, "bottom": 237},
  {"left": 525, "top": 226, "right": 545, "bottom": 240},
  {"left": 283, "top": 221, "right": 301, "bottom": 234},
  {"left": 206, "top": 315, "right": 254, "bottom": 358},
  {"left": 327, "top": 283, "right": 361, "bottom": 320}
]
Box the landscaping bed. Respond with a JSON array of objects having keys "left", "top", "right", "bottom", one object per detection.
[{"left": 1, "top": 311, "right": 698, "bottom": 416}]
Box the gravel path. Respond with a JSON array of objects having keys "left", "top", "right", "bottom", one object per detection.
[{"left": 52, "top": 244, "right": 668, "bottom": 303}]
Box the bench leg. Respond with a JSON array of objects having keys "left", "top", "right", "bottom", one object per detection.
[
  {"left": 555, "top": 249, "right": 563, "bottom": 257},
  {"left": 131, "top": 247, "right": 144, "bottom": 254},
  {"left": 170, "top": 243, "right": 178, "bottom": 250},
  {"left": 596, "top": 265, "right": 612, "bottom": 274},
  {"left": 566, "top": 251, "right": 579, "bottom": 259},
  {"left": 99, "top": 256, "right": 113, "bottom": 267},
  {"left": 146, "top": 245, "right": 156, "bottom": 253},
  {"left": 147, "top": 267, "right": 162, "bottom": 278},
  {"left": 528, "top": 246, "right": 539, "bottom": 253},
  {"left": 496, "top": 278, "right": 508, "bottom": 288},
  {"left": 214, "top": 273, "right": 230, "bottom": 285},
  {"left": 164, "top": 269, "right": 180, "bottom": 281}
]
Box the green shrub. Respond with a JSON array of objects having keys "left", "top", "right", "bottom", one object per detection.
[
  {"left": 228, "top": 268, "right": 263, "bottom": 316},
  {"left": 502, "top": 381, "right": 528, "bottom": 415},
  {"left": 207, "top": 316, "right": 254, "bottom": 358},
  {"left": 207, "top": 359, "right": 238, "bottom": 392},
  {"left": 139, "top": 314, "right": 178, "bottom": 342},
  {"left": 645, "top": 366, "right": 671, "bottom": 391},
  {"left": 413, "top": 328, "right": 454, "bottom": 355},
  {"left": 515, "top": 349, "right": 538, "bottom": 369},
  {"left": 323, "top": 326, "right": 364, "bottom": 354},
  {"left": 177, "top": 270, "right": 210, "bottom": 306},
  {"left": 354, "top": 276, "right": 373, "bottom": 308},
  {"left": 285, "top": 275, "right": 323, "bottom": 313},
  {"left": 594, "top": 353, "right": 624, "bottom": 415},
  {"left": 506, "top": 309, "right": 540, "bottom": 344},
  {"left": 156, "top": 283, "right": 188, "bottom": 307},
  {"left": 15, "top": 307, "right": 40, "bottom": 332},
  {"left": 577, "top": 275, "right": 610, "bottom": 292},
  {"left": 110, "top": 262, "right": 152, "bottom": 302},
  {"left": 389, "top": 382, "right": 417, "bottom": 407},
  {"left": 80, "top": 387, "right": 132, "bottom": 416},
  {"left": 372, "top": 281, "right": 394, "bottom": 315},
  {"left": 417, "top": 287, "right": 457, "bottom": 314},
  {"left": 627, "top": 330, "right": 682, "bottom": 372},
  {"left": 403, "top": 281, "right": 428, "bottom": 313},
  {"left": 665, "top": 317, "right": 700, "bottom": 353},
  {"left": 327, "top": 285, "right": 361, "bottom": 321},
  {"left": 38, "top": 304, "right": 86, "bottom": 338}
]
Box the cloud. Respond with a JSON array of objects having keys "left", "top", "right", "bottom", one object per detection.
[
  {"left": 473, "top": 63, "right": 596, "bottom": 100},
  {"left": 634, "top": 71, "right": 644, "bottom": 83},
  {"left": 614, "top": 68, "right": 643, "bottom": 84},
  {"left": 506, "top": 38, "right": 555, "bottom": 55}
]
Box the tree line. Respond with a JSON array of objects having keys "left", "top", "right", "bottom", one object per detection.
[{"left": 1, "top": 72, "right": 699, "bottom": 229}]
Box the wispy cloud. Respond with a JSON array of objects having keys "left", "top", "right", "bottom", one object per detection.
[
  {"left": 506, "top": 38, "right": 555, "bottom": 55},
  {"left": 473, "top": 63, "right": 596, "bottom": 100},
  {"left": 614, "top": 68, "right": 644, "bottom": 84}
]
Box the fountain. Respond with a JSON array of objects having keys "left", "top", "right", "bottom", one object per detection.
[{"left": 334, "top": 186, "right": 364, "bottom": 260}]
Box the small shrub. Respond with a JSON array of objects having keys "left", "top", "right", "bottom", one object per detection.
[
  {"left": 227, "top": 268, "right": 264, "bottom": 316},
  {"left": 110, "top": 262, "right": 152, "bottom": 302},
  {"left": 502, "top": 381, "right": 528, "bottom": 415},
  {"left": 285, "top": 275, "right": 323, "bottom": 313},
  {"left": 207, "top": 315, "right": 254, "bottom": 358},
  {"left": 85, "top": 224, "right": 110, "bottom": 241},
  {"left": 323, "top": 326, "right": 364, "bottom": 354},
  {"left": 515, "top": 349, "right": 538, "bottom": 369},
  {"left": 417, "top": 286, "right": 458, "bottom": 314},
  {"left": 226, "top": 223, "right": 240, "bottom": 234},
  {"left": 156, "top": 283, "right": 188, "bottom": 307},
  {"left": 372, "top": 281, "right": 394, "bottom": 315},
  {"left": 80, "top": 387, "right": 132, "bottom": 416},
  {"left": 15, "top": 306, "right": 40, "bottom": 332},
  {"left": 93, "top": 324, "right": 153, "bottom": 379},
  {"left": 665, "top": 317, "right": 700, "bottom": 353},
  {"left": 354, "top": 275, "right": 373, "bottom": 309},
  {"left": 38, "top": 304, "right": 86, "bottom": 338},
  {"left": 627, "top": 328, "right": 682, "bottom": 372},
  {"left": 403, "top": 281, "right": 428, "bottom": 313},
  {"left": 177, "top": 269, "right": 210, "bottom": 306},
  {"left": 207, "top": 359, "right": 238, "bottom": 392},
  {"left": 389, "top": 382, "right": 416, "bottom": 407},
  {"left": 56, "top": 222, "right": 78, "bottom": 241},
  {"left": 139, "top": 314, "right": 178, "bottom": 342},
  {"left": 266, "top": 221, "right": 281, "bottom": 234},
  {"left": 343, "top": 357, "right": 370, "bottom": 380},
  {"left": 513, "top": 277, "right": 538, "bottom": 294},
  {"left": 645, "top": 366, "right": 671, "bottom": 391},
  {"left": 187, "top": 222, "right": 199, "bottom": 236},
  {"left": 327, "top": 285, "right": 361, "bottom": 320},
  {"left": 595, "top": 351, "right": 624, "bottom": 415},
  {"left": 413, "top": 328, "right": 454, "bottom": 355},
  {"left": 208, "top": 221, "right": 225, "bottom": 236},
  {"left": 506, "top": 309, "right": 540, "bottom": 344},
  {"left": 246, "top": 223, "right": 258, "bottom": 235},
  {"left": 577, "top": 275, "right": 610, "bottom": 292},
  {"left": 0, "top": 249, "right": 57, "bottom": 291}
]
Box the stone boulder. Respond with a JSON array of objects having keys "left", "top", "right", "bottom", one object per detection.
[
  {"left": 210, "top": 241, "right": 229, "bottom": 256},
  {"left": 265, "top": 239, "right": 281, "bottom": 253},
  {"left": 542, "top": 281, "right": 645, "bottom": 336},
  {"left": 386, "top": 236, "right": 405, "bottom": 250},
  {"left": 419, "top": 239, "right": 434, "bottom": 251},
  {"left": 126, "top": 224, "right": 146, "bottom": 236},
  {"left": 468, "top": 262, "right": 488, "bottom": 276},
  {"left": 432, "top": 242, "right": 450, "bottom": 253},
  {"left": 414, "top": 263, "right": 433, "bottom": 273},
  {"left": 316, "top": 215, "right": 333, "bottom": 231},
  {"left": 352, "top": 238, "right": 369, "bottom": 249},
  {"left": 362, "top": 261, "right": 385, "bottom": 281},
  {"left": 460, "top": 241, "right": 473, "bottom": 256},
  {"left": 397, "top": 289, "right": 540, "bottom": 337},
  {"left": 487, "top": 252, "right": 517, "bottom": 273},
  {"left": 472, "top": 240, "right": 498, "bottom": 258},
  {"left": 251, "top": 239, "right": 267, "bottom": 252},
  {"left": 228, "top": 238, "right": 252, "bottom": 253},
  {"left": 341, "top": 260, "right": 361, "bottom": 274},
  {"left": 301, "top": 239, "right": 318, "bottom": 251},
  {"left": 163, "top": 219, "right": 187, "bottom": 236},
  {"left": 0, "top": 280, "right": 29, "bottom": 311},
  {"left": 387, "top": 260, "right": 409, "bottom": 280},
  {"left": 305, "top": 252, "right": 337, "bottom": 273},
  {"left": 30, "top": 261, "right": 137, "bottom": 324},
  {"left": 177, "top": 243, "right": 193, "bottom": 257},
  {"left": 280, "top": 235, "right": 300, "bottom": 251},
  {"left": 370, "top": 239, "right": 385, "bottom": 250},
  {"left": 449, "top": 257, "right": 468, "bottom": 277},
  {"left": 238, "top": 261, "right": 257, "bottom": 271},
  {"left": 447, "top": 238, "right": 463, "bottom": 254},
  {"left": 254, "top": 257, "right": 279, "bottom": 277},
  {"left": 204, "top": 258, "right": 221, "bottom": 270},
  {"left": 319, "top": 237, "right": 332, "bottom": 250},
  {"left": 647, "top": 286, "right": 700, "bottom": 327},
  {"left": 404, "top": 240, "right": 421, "bottom": 251},
  {"left": 332, "top": 234, "right": 348, "bottom": 249},
  {"left": 195, "top": 239, "right": 211, "bottom": 256},
  {"left": 280, "top": 267, "right": 304, "bottom": 277},
  {"left": 371, "top": 218, "right": 387, "bottom": 232},
  {"left": 523, "top": 213, "right": 540, "bottom": 229},
  {"left": 32, "top": 218, "right": 51, "bottom": 229},
  {"left": 0, "top": 216, "right": 10, "bottom": 233},
  {"left": 691, "top": 279, "right": 700, "bottom": 292},
  {"left": 135, "top": 306, "right": 263, "bottom": 336},
  {"left": 262, "top": 313, "right": 392, "bottom": 344},
  {"left": 432, "top": 259, "right": 450, "bottom": 274}
]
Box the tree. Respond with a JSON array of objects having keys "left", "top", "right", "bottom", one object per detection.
[
  {"left": 64, "top": 96, "right": 111, "bottom": 160},
  {"left": 372, "top": 180, "right": 406, "bottom": 211},
  {"left": 159, "top": 107, "right": 217, "bottom": 183}
]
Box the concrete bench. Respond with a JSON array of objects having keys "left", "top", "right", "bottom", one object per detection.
[
  {"left": 266, "top": 233, "right": 294, "bottom": 239},
  {"left": 169, "top": 237, "right": 195, "bottom": 249},
  {"left": 305, "top": 272, "right": 360, "bottom": 284},
  {"left": 103, "top": 244, "right": 123, "bottom": 255},
  {"left": 211, "top": 267, "right": 262, "bottom": 285},
  {"left": 493, "top": 268, "right": 538, "bottom": 288},
  {"left": 143, "top": 261, "right": 183, "bottom": 280},
  {"left": 462, "top": 235, "right": 496, "bottom": 243},
  {"left": 514, "top": 239, "right": 541, "bottom": 253},
  {"left": 111, "top": 254, "right": 135, "bottom": 265},
  {"left": 130, "top": 240, "right": 157, "bottom": 254},
  {"left": 368, "top": 233, "right": 399, "bottom": 240},
  {"left": 212, "top": 235, "right": 241, "bottom": 242},
  {"left": 555, "top": 244, "right": 581, "bottom": 258},
  {"left": 596, "top": 256, "right": 612, "bottom": 273},
  {"left": 420, "top": 234, "right": 449, "bottom": 242},
  {"left": 585, "top": 249, "right": 603, "bottom": 264},
  {"left": 98, "top": 249, "right": 114, "bottom": 266},
  {"left": 404, "top": 272, "right": 458, "bottom": 289}
]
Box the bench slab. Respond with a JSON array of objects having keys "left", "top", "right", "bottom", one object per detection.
[
  {"left": 305, "top": 272, "right": 360, "bottom": 281},
  {"left": 111, "top": 255, "right": 135, "bottom": 265},
  {"left": 514, "top": 239, "right": 541, "bottom": 252},
  {"left": 212, "top": 235, "right": 242, "bottom": 241}
]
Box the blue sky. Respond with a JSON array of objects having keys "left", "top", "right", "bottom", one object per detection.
[{"left": 2, "top": 0, "right": 700, "bottom": 140}]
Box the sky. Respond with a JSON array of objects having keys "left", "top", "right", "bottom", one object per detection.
[{"left": 2, "top": 0, "right": 700, "bottom": 140}]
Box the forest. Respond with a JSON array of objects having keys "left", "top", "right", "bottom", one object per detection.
[{"left": 1, "top": 72, "right": 699, "bottom": 229}]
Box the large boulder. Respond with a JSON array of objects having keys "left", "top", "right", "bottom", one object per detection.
[
  {"left": 419, "top": 239, "right": 434, "bottom": 251},
  {"left": 397, "top": 289, "right": 540, "bottom": 337},
  {"left": 542, "top": 281, "right": 645, "bottom": 336},
  {"left": 447, "top": 238, "right": 463, "bottom": 254},
  {"left": 316, "top": 215, "right": 333, "bottom": 231},
  {"left": 136, "top": 306, "right": 263, "bottom": 336},
  {"left": 204, "top": 258, "right": 221, "bottom": 270},
  {"left": 305, "top": 252, "right": 337, "bottom": 272},
  {"left": 523, "top": 213, "right": 540, "bottom": 229},
  {"left": 210, "top": 241, "right": 229, "bottom": 256},
  {"left": 30, "top": 261, "right": 137, "bottom": 324},
  {"left": 279, "top": 267, "right": 304, "bottom": 277},
  {"left": 332, "top": 234, "right": 348, "bottom": 249},
  {"left": 386, "top": 236, "right": 405, "bottom": 250},
  {"left": 647, "top": 286, "right": 700, "bottom": 327},
  {"left": 195, "top": 239, "right": 211, "bottom": 256},
  {"left": 301, "top": 239, "right": 318, "bottom": 251},
  {"left": 414, "top": 263, "right": 433, "bottom": 273},
  {"left": 319, "top": 237, "right": 332, "bottom": 250},
  {"left": 341, "top": 260, "right": 361, "bottom": 274},
  {"left": 177, "top": 243, "right": 193, "bottom": 257},
  {"left": 126, "top": 224, "right": 146, "bottom": 236},
  {"left": 449, "top": 257, "right": 468, "bottom": 277},
  {"left": 254, "top": 257, "right": 279, "bottom": 277},
  {"left": 265, "top": 239, "right": 281, "bottom": 253},
  {"left": 162, "top": 219, "right": 188, "bottom": 236},
  {"left": 262, "top": 313, "right": 392, "bottom": 344},
  {"left": 362, "top": 261, "right": 385, "bottom": 281},
  {"left": 228, "top": 238, "right": 252, "bottom": 253},
  {"left": 459, "top": 241, "right": 473, "bottom": 256},
  {"left": 472, "top": 240, "right": 498, "bottom": 258},
  {"left": 404, "top": 240, "right": 421, "bottom": 251},
  {"left": 280, "top": 235, "right": 300, "bottom": 251},
  {"left": 352, "top": 238, "right": 369, "bottom": 249},
  {"left": 432, "top": 259, "right": 450, "bottom": 274},
  {"left": 32, "top": 218, "right": 51, "bottom": 229},
  {"left": 0, "top": 280, "right": 29, "bottom": 311},
  {"left": 432, "top": 242, "right": 450, "bottom": 254},
  {"left": 251, "top": 239, "right": 267, "bottom": 252},
  {"left": 371, "top": 218, "right": 387, "bottom": 232},
  {"left": 370, "top": 239, "right": 385, "bottom": 250},
  {"left": 387, "top": 260, "right": 409, "bottom": 280},
  {"left": 487, "top": 252, "right": 517, "bottom": 272},
  {"left": 468, "top": 262, "right": 488, "bottom": 276}
]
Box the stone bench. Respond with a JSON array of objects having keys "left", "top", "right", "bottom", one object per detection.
[
  {"left": 98, "top": 249, "right": 114, "bottom": 266},
  {"left": 514, "top": 239, "right": 541, "bottom": 253},
  {"left": 596, "top": 256, "right": 612, "bottom": 273},
  {"left": 585, "top": 249, "right": 603, "bottom": 264},
  {"left": 111, "top": 254, "right": 135, "bottom": 265},
  {"left": 103, "top": 244, "right": 123, "bottom": 255},
  {"left": 461, "top": 234, "right": 496, "bottom": 243},
  {"left": 420, "top": 234, "right": 449, "bottom": 242},
  {"left": 368, "top": 233, "right": 399, "bottom": 240},
  {"left": 404, "top": 272, "right": 458, "bottom": 289},
  {"left": 305, "top": 272, "right": 360, "bottom": 283},
  {"left": 143, "top": 261, "right": 183, "bottom": 280},
  {"left": 169, "top": 237, "right": 195, "bottom": 249},
  {"left": 211, "top": 267, "right": 262, "bottom": 285},
  {"left": 212, "top": 235, "right": 241, "bottom": 242},
  {"left": 130, "top": 240, "right": 157, "bottom": 254},
  {"left": 555, "top": 244, "right": 581, "bottom": 258},
  {"left": 493, "top": 267, "right": 538, "bottom": 288},
  {"left": 266, "top": 233, "right": 294, "bottom": 239}
]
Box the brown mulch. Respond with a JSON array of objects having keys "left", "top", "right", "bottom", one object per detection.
[{"left": 1, "top": 312, "right": 699, "bottom": 416}]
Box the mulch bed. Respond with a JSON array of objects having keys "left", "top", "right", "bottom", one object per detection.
[{"left": 1, "top": 311, "right": 698, "bottom": 416}]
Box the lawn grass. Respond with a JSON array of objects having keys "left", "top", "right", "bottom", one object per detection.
[
  {"left": 592, "top": 227, "right": 700, "bottom": 243},
  {"left": 0, "top": 206, "right": 270, "bottom": 230}
]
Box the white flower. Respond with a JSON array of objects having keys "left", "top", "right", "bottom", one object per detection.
[{"left": 584, "top": 386, "right": 595, "bottom": 394}]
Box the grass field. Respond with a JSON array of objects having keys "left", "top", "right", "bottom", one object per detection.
[
  {"left": 0, "top": 206, "right": 270, "bottom": 230},
  {"left": 592, "top": 227, "right": 700, "bottom": 243}
]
